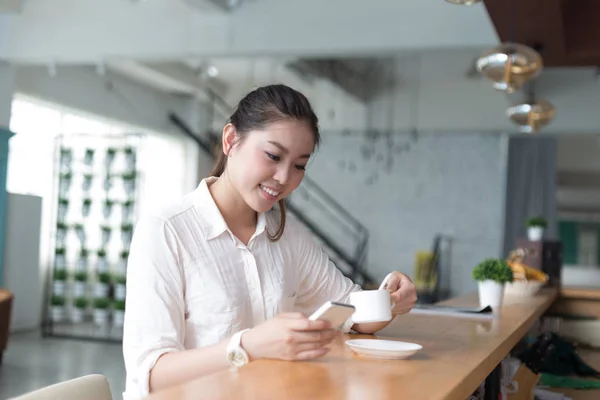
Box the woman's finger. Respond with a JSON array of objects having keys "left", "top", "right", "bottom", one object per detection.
[
  {"left": 288, "top": 329, "right": 338, "bottom": 344},
  {"left": 293, "top": 347, "right": 330, "bottom": 361}
]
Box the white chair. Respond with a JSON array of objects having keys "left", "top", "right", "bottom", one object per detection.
[{"left": 11, "top": 374, "right": 113, "bottom": 400}]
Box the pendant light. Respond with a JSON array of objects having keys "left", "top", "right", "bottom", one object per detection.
[
  {"left": 506, "top": 81, "right": 556, "bottom": 133},
  {"left": 476, "top": 0, "right": 542, "bottom": 92}
]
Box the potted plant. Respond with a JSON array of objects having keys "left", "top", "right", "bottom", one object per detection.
[
  {"left": 119, "top": 250, "right": 129, "bottom": 271},
  {"left": 50, "top": 295, "right": 66, "bottom": 322},
  {"left": 59, "top": 172, "right": 72, "bottom": 197},
  {"left": 60, "top": 147, "right": 72, "bottom": 168},
  {"left": 57, "top": 198, "right": 69, "bottom": 221},
  {"left": 77, "top": 248, "right": 89, "bottom": 271},
  {"left": 103, "top": 174, "right": 113, "bottom": 192},
  {"left": 113, "top": 299, "right": 125, "bottom": 327},
  {"left": 74, "top": 223, "right": 86, "bottom": 244},
  {"left": 121, "top": 223, "right": 133, "bottom": 248},
  {"left": 114, "top": 274, "right": 126, "bottom": 300},
  {"left": 84, "top": 148, "right": 95, "bottom": 166},
  {"left": 93, "top": 298, "right": 110, "bottom": 325},
  {"left": 53, "top": 268, "right": 68, "bottom": 295},
  {"left": 71, "top": 297, "right": 88, "bottom": 323},
  {"left": 121, "top": 172, "right": 136, "bottom": 195},
  {"left": 95, "top": 272, "right": 111, "bottom": 298},
  {"left": 82, "top": 173, "right": 93, "bottom": 191},
  {"left": 100, "top": 225, "right": 112, "bottom": 246},
  {"left": 472, "top": 258, "right": 514, "bottom": 310},
  {"left": 526, "top": 216, "right": 547, "bottom": 241},
  {"left": 97, "top": 248, "right": 108, "bottom": 272},
  {"left": 73, "top": 270, "right": 88, "bottom": 297},
  {"left": 105, "top": 147, "right": 117, "bottom": 169},
  {"left": 124, "top": 146, "right": 136, "bottom": 171},
  {"left": 82, "top": 197, "right": 92, "bottom": 217},
  {"left": 122, "top": 199, "right": 134, "bottom": 221},
  {"left": 103, "top": 199, "right": 114, "bottom": 219},
  {"left": 55, "top": 247, "right": 66, "bottom": 268},
  {"left": 56, "top": 222, "right": 68, "bottom": 246}
]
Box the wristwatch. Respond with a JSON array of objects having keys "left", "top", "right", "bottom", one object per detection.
[{"left": 226, "top": 328, "right": 251, "bottom": 367}]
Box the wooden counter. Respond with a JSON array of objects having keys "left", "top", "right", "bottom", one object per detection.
[{"left": 145, "top": 288, "right": 558, "bottom": 400}]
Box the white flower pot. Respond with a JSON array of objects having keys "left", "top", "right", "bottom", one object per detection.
[
  {"left": 123, "top": 180, "right": 135, "bottom": 195},
  {"left": 76, "top": 229, "right": 86, "bottom": 244},
  {"left": 118, "top": 259, "right": 127, "bottom": 272},
  {"left": 59, "top": 181, "right": 71, "bottom": 197},
  {"left": 478, "top": 280, "right": 505, "bottom": 311},
  {"left": 104, "top": 154, "right": 115, "bottom": 169},
  {"left": 56, "top": 229, "right": 66, "bottom": 245},
  {"left": 57, "top": 205, "right": 68, "bottom": 221},
  {"left": 121, "top": 232, "right": 132, "bottom": 248},
  {"left": 103, "top": 179, "right": 112, "bottom": 192},
  {"left": 51, "top": 306, "right": 65, "bottom": 322},
  {"left": 53, "top": 281, "right": 66, "bottom": 295},
  {"left": 103, "top": 204, "right": 113, "bottom": 218},
  {"left": 55, "top": 255, "right": 66, "bottom": 268},
  {"left": 101, "top": 230, "right": 111, "bottom": 246},
  {"left": 527, "top": 226, "right": 544, "bottom": 241},
  {"left": 125, "top": 154, "right": 136, "bottom": 171},
  {"left": 114, "top": 284, "right": 126, "bottom": 300},
  {"left": 113, "top": 310, "right": 125, "bottom": 327},
  {"left": 122, "top": 205, "right": 133, "bottom": 221},
  {"left": 82, "top": 203, "right": 91, "bottom": 217},
  {"left": 73, "top": 281, "right": 86, "bottom": 297},
  {"left": 71, "top": 308, "right": 85, "bottom": 323},
  {"left": 94, "top": 283, "right": 109, "bottom": 298},
  {"left": 76, "top": 258, "right": 88, "bottom": 272},
  {"left": 84, "top": 154, "right": 94, "bottom": 166},
  {"left": 82, "top": 178, "right": 92, "bottom": 191},
  {"left": 93, "top": 309, "right": 109, "bottom": 325},
  {"left": 97, "top": 258, "right": 108, "bottom": 273}
]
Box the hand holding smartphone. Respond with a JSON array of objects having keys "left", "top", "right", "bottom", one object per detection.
[{"left": 308, "top": 301, "right": 356, "bottom": 329}]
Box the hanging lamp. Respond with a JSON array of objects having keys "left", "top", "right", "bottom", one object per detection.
[
  {"left": 445, "top": 0, "right": 481, "bottom": 5},
  {"left": 506, "top": 96, "right": 556, "bottom": 134},
  {"left": 476, "top": 43, "right": 542, "bottom": 93}
]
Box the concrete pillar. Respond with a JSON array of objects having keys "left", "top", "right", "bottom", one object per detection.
[{"left": 0, "top": 62, "right": 16, "bottom": 286}]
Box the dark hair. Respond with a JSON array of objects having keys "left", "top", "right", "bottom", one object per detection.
[{"left": 211, "top": 84, "right": 320, "bottom": 242}]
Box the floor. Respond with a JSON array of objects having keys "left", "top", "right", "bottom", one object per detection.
[{"left": 0, "top": 330, "right": 125, "bottom": 400}]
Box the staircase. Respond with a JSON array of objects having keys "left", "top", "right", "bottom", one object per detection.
[{"left": 169, "top": 113, "right": 375, "bottom": 287}]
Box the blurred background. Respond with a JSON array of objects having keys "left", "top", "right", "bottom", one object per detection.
[{"left": 1, "top": 0, "right": 600, "bottom": 398}]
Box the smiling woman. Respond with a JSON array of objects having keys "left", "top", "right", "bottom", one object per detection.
[{"left": 122, "top": 84, "right": 417, "bottom": 400}]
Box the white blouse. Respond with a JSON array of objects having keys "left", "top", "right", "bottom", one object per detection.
[{"left": 122, "top": 177, "right": 361, "bottom": 399}]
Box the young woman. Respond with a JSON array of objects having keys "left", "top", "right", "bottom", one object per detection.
[{"left": 122, "top": 84, "right": 417, "bottom": 399}]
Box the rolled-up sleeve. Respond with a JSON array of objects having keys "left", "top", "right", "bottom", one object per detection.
[
  {"left": 290, "top": 219, "right": 362, "bottom": 332},
  {"left": 122, "top": 215, "right": 185, "bottom": 400}
]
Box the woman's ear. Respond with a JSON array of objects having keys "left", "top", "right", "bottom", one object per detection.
[{"left": 222, "top": 123, "right": 237, "bottom": 156}]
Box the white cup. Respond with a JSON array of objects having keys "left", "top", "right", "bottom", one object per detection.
[{"left": 349, "top": 290, "right": 395, "bottom": 323}]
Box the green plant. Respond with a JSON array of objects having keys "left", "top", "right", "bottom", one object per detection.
[
  {"left": 107, "top": 148, "right": 116, "bottom": 156},
  {"left": 60, "top": 148, "right": 72, "bottom": 156},
  {"left": 98, "top": 272, "right": 111, "bottom": 284},
  {"left": 56, "top": 222, "right": 68, "bottom": 230},
  {"left": 114, "top": 274, "right": 126, "bottom": 285},
  {"left": 79, "top": 248, "right": 89, "bottom": 257},
  {"left": 120, "top": 250, "right": 129, "bottom": 259},
  {"left": 121, "top": 223, "right": 133, "bottom": 232},
  {"left": 74, "top": 223, "right": 84, "bottom": 231},
  {"left": 124, "top": 146, "right": 134, "bottom": 154},
  {"left": 55, "top": 247, "right": 66, "bottom": 255},
  {"left": 83, "top": 198, "right": 92, "bottom": 206},
  {"left": 53, "top": 268, "right": 68, "bottom": 280},
  {"left": 526, "top": 216, "right": 547, "bottom": 228},
  {"left": 85, "top": 148, "right": 94, "bottom": 156},
  {"left": 114, "top": 300, "right": 126, "bottom": 311},
  {"left": 122, "top": 172, "right": 136, "bottom": 181},
  {"left": 123, "top": 199, "right": 134, "bottom": 207},
  {"left": 104, "top": 199, "right": 114, "bottom": 207},
  {"left": 472, "top": 258, "right": 514, "bottom": 284},
  {"left": 101, "top": 225, "right": 111, "bottom": 233},
  {"left": 74, "top": 297, "right": 88, "bottom": 308},
  {"left": 51, "top": 295, "right": 65, "bottom": 306},
  {"left": 93, "top": 298, "right": 110, "bottom": 309},
  {"left": 58, "top": 198, "right": 69, "bottom": 206},
  {"left": 97, "top": 248, "right": 107, "bottom": 258},
  {"left": 74, "top": 271, "right": 88, "bottom": 281},
  {"left": 60, "top": 172, "right": 72, "bottom": 180}
]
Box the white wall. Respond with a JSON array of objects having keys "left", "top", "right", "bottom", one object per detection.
[{"left": 308, "top": 132, "right": 509, "bottom": 296}]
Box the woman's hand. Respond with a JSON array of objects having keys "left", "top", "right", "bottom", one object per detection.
[
  {"left": 381, "top": 272, "right": 418, "bottom": 315},
  {"left": 241, "top": 313, "right": 339, "bottom": 361}
]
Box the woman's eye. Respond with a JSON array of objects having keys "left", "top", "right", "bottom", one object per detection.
[
  {"left": 266, "top": 152, "right": 280, "bottom": 161},
  {"left": 295, "top": 165, "right": 306, "bottom": 171}
]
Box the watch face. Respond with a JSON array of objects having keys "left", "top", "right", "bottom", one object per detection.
[{"left": 229, "top": 349, "right": 248, "bottom": 367}]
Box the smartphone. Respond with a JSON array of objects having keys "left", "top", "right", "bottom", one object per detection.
[{"left": 308, "top": 301, "right": 356, "bottom": 329}]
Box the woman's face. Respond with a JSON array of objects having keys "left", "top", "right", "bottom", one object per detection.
[{"left": 224, "top": 119, "right": 315, "bottom": 213}]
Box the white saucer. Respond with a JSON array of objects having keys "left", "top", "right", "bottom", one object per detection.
[{"left": 345, "top": 339, "right": 423, "bottom": 360}]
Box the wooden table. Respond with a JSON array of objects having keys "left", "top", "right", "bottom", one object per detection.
[{"left": 145, "top": 288, "right": 558, "bottom": 400}]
